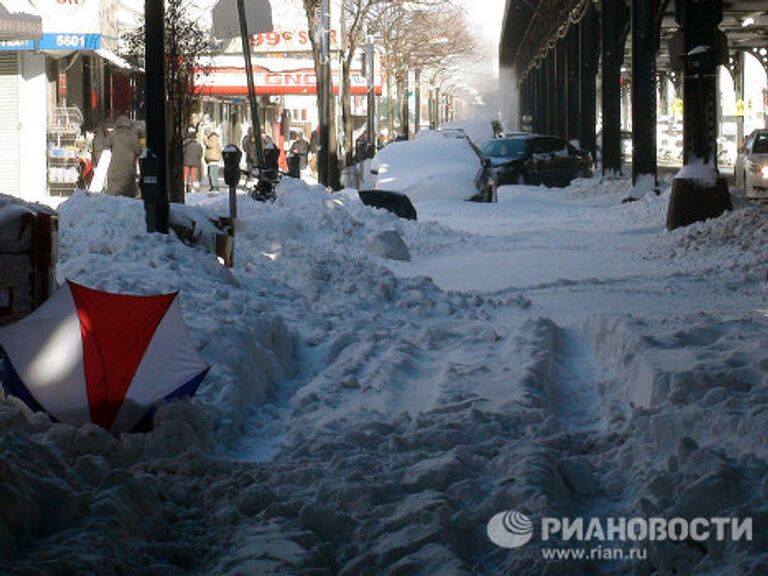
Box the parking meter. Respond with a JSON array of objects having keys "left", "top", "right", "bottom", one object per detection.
[
  {"left": 222, "top": 144, "right": 242, "bottom": 219},
  {"left": 139, "top": 148, "right": 169, "bottom": 234}
]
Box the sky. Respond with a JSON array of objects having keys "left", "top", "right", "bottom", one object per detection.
[{"left": 459, "top": 0, "right": 506, "bottom": 49}]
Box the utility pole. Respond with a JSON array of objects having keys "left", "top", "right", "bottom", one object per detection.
[
  {"left": 237, "top": 0, "right": 264, "bottom": 169},
  {"left": 141, "top": 0, "right": 169, "bottom": 234},
  {"left": 318, "top": 0, "right": 331, "bottom": 186},
  {"left": 414, "top": 69, "right": 421, "bottom": 134},
  {"left": 366, "top": 33, "right": 375, "bottom": 144}
]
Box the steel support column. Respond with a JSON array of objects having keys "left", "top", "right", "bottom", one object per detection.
[
  {"left": 731, "top": 51, "right": 745, "bottom": 147},
  {"left": 600, "top": 0, "right": 629, "bottom": 176},
  {"left": 546, "top": 54, "right": 556, "bottom": 135},
  {"left": 580, "top": 4, "right": 599, "bottom": 160},
  {"left": 631, "top": 0, "right": 659, "bottom": 188},
  {"left": 566, "top": 26, "right": 581, "bottom": 143},
  {"left": 666, "top": 0, "right": 730, "bottom": 229},
  {"left": 556, "top": 41, "right": 567, "bottom": 138},
  {"left": 535, "top": 65, "right": 545, "bottom": 133}
]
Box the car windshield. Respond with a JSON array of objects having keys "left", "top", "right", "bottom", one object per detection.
[
  {"left": 753, "top": 134, "right": 768, "bottom": 154},
  {"left": 480, "top": 138, "right": 528, "bottom": 159}
]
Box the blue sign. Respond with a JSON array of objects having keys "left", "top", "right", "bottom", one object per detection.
[
  {"left": 38, "top": 33, "right": 101, "bottom": 51},
  {"left": 0, "top": 40, "right": 35, "bottom": 51},
  {"left": 0, "top": 34, "right": 100, "bottom": 52}
]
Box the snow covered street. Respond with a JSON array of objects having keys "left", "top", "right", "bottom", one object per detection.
[{"left": 1, "top": 177, "right": 768, "bottom": 574}]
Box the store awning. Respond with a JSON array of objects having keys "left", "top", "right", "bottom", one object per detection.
[
  {"left": 96, "top": 47, "right": 132, "bottom": 70},
  {"left": 212, "top": 0, "right": 273, "bottom": 39},
  {"left": 0, "top": 0, "right": 42, "bottom": 41}
]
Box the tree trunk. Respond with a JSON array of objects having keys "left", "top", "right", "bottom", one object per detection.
[
  {"left": 396, "top": 73, "right": 405, "bottom": 136},
  {"left": 168, "top": 97, "right": 185, "bottom": 204},
  {"left": 386, "top": 68, "right": 394, "bottom": 138},
  {"left": 342, "top": 57, "right": 354, "bottom": 167}
]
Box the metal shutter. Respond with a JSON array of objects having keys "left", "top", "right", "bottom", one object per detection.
[{"left": 0, "top": 54, "right": 20, "bottom": 197}]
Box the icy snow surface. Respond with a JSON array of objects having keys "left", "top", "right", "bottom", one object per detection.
[{"left": 1, "top": 174, "right": 768, "bottom": 575}]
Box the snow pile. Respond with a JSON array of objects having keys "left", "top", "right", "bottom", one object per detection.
[
  {"left": 2, "top": 174, "right": 768, "bottom": 574},
  {"left": 646, "top": 201, "right": 768, "bottom": 278},
  {"left": 56, "top": 192, "right": 299, "bottom": 447},
  {"left": 370, "top": 137, "right": 482, "bottom": 202}
]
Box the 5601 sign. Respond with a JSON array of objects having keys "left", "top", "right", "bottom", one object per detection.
[
  {"left": 38, "top": 33, "right": 101, "bottom": 51},
  {"left": 56, "top": 34, "right": 88, "bottom": 48}
]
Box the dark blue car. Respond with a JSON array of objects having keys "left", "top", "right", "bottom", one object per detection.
[{"left": 480, "top": 134, "right": 593, "bottom": 187}]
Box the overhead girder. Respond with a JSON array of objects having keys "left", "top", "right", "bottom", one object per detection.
[{"left": 504, "top": 0, "right": 768, "bottom": 80}]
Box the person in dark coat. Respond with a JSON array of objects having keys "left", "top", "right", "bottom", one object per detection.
[
  {"left": 289, "top": 131, "right": 310, "bottom": 170},
  {"left": 92, "top": 119, "right": 111, "bottom": 168},
  {"left": 309, "top": 127, "right": 320, "bottom": 175},
  {"left": 183, "top": 128, "right": 204, "bottom": 193},
  {"left": 242, "top": 128, "right": 258, "bottom": 175},
  {"left": 105, "top": 115, "right": 141, "bottom": 197}
]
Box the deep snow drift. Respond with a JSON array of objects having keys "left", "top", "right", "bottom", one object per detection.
[{"left": 0, "top": 176, "right": 767, "bottom": 575}]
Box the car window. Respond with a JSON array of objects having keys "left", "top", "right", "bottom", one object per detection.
[
  {"left": 531, "top": 138, "right": 562, "bottom": 154},
  {"left": 544, "top": 137, "right": 567, "bottom": 154},
  {"left": 480, "top": 138, "right": 528, "bottom": 158},
  {"left": 752, "top": 134, "right": 768, "bottom": 154}
]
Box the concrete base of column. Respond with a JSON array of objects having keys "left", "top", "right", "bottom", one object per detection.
[{"left": 666, "top": 177, "right": 732, "bottom": 230}]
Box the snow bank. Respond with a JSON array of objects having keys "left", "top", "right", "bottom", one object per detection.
[
  {"left": 2, "top": 174, "right": 768, "bottom": 575},
  {"left": 646, "top": 200, "right": 767, "bottom": 278},
  {"left": 56, "top": 192, "right": 299, "bottom": 447}
]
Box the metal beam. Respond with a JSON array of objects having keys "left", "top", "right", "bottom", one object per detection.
[
  {"left": 566, "top": 25, "right": 580, "bottom": 142},
  {"left": 631, "top": 0, "right": 659, "bottom": 188},
  {"left": 600, "top": 0, "right": 629, "bottom": 176},
  {"left": 579, "top": 3, "right": 598, "bottom": 158}
]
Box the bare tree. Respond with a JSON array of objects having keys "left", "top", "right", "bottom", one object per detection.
[
  {"left": 368, "top": 1, "right": 478, "bottom": 138},
  {"left": 302, "top": 0, "right": 477, "bottom": 177},
  {"left": 121, "top": 1, "right": 210, "bottom": 203}
]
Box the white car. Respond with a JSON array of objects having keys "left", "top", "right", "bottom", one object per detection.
[
  {"left": 370, "top": 132, "right": 498, "bottom": 203},
  {"left": 735, "top": 129, "right": 768, "bottom": 200}
]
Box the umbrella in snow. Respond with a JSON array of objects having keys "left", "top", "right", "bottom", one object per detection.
[{"left": 0, "top": 280, "right": 209, "bottom": 434}]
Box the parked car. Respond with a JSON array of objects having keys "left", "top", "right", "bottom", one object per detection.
[
  {"left": 370, "top": 130, "right": 498, "bottom": 203},
  {"left": 735, "top": 129, "right": 768, "bottom": 200},
  {"left": 479, "top": 134, "right": 593, "bottom": 187}
]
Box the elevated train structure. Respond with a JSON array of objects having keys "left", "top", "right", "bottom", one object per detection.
[{"left": 500, "top": 0, "right": 768, "bottom": 228}]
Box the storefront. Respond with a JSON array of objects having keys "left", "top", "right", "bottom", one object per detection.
[{"left": 0, "top": 0, "right": 124, "bottom": 201}]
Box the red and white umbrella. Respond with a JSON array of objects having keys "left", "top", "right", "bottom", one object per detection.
[{"left": 0, "top": 281, "right": 209, "bottom": 434}]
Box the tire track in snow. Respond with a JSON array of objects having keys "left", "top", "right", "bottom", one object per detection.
[{"left": 550, "top": 327, "right": 607, "bottom": 434}]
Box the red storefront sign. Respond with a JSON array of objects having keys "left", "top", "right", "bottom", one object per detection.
[{"left": 196, "top": 66, "right": 382, "bottom": 96}]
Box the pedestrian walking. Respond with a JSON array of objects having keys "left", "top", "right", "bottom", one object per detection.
[
  {"left": 183, "top": 127, "right": 204, "bottom": 193},
  {"left": 242, "top": 128, "right": 258, "bottom": 175},
  {"left": 104, "top": 115, "right": 141, "bottom": 197},
  {"left": 204, "top": 129, "right": 223, "bottom": 191},
  {"left": 92, "top": 119, "right": 110, "bottom": 168},
  {"left": 309, "top": 127, "right": 319, "bottom": 175},
  {"left": 290, "top": 131, "right": 310, "bottom": 171}
]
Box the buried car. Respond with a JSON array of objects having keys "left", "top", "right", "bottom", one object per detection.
[
  {"left": 480, "top": 134, "right": 593, "bottom": 187},
  {"left": 735, "top": 129, "right": 768, "bottom": 200},
  {"left": 369, "top": 131, "right": 498, "bottom": 203}
]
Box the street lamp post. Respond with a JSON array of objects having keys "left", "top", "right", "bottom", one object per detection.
[
  {"left": 141, "top": 0, "right": 169, "bottom": 234},
  {"left": 237, "top": 0, "right": 264, "bottom": 169},
  {"left": 366, "top": 33, "right": 375, "bottom": 145},
  {"left": 318, "top": 0, "right": 331, "bottom": 186}
]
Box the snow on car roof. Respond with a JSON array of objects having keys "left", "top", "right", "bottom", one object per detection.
[{"left": 371, "top": 136, "right": 482, "bottom": 202}]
